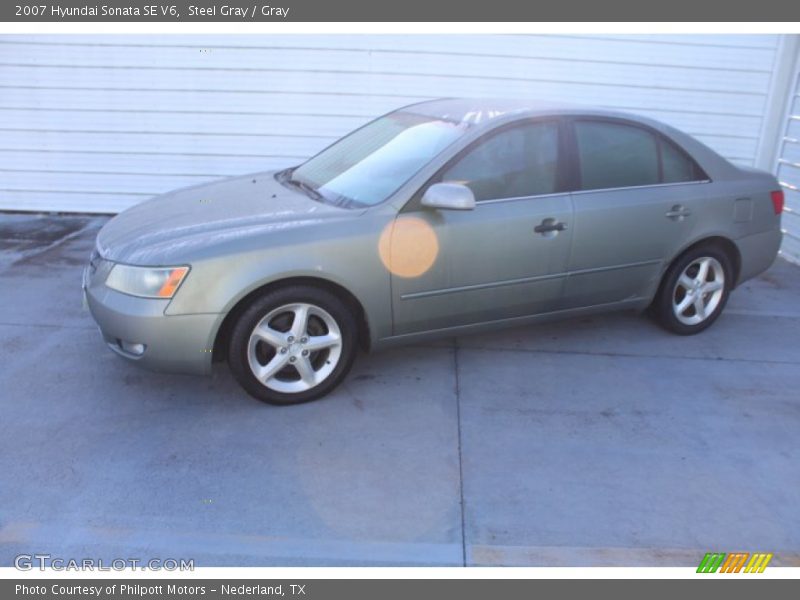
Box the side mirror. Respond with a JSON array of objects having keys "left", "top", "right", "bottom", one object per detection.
[{"left": 421, "top": 182, "right": 476, "bottom": 211}]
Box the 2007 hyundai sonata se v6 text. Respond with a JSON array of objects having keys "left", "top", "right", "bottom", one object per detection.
[{"left": 83, "top": 99, "right": 784, "bottom": 405}]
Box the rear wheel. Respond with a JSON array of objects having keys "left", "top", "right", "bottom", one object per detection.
[
  {"left": 228, "top": 285, "right": 358, "bottom": 405},
  {"left": 652, "top": 245, "right": 733, "bottom": 335}
]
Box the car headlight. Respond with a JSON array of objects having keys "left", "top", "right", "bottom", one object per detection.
[{"left": 105, "top": 264, "right": 190, "bottom": 299}]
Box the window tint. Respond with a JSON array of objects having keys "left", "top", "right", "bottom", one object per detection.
[
  {"left": 576, "top": 121, "right": 659, "bottom": 190},
  {"left": 440, "top": 121, "right": 560, "bottom": 201},
  {"left": 660, "top": 138, "right": 700, "bottom": 183}
]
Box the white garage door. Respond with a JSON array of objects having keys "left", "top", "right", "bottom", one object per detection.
[
  {"left": 0, "top": 34, "right": 783, "bottom": 213},
  {"left": 776, "top": 69, "right": 800, "bottom": 263}
]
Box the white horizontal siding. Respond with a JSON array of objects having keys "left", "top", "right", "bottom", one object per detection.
[
  {"left": 0, "top": 34, "right": 783, "bottom": 213},
  {"left": 776, "top": 71, "right": 800, "bottom": 263}
]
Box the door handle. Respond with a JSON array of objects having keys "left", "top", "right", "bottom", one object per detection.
[
  {"left": 665, "top": 205, "right": 692, "bottom": 220},
  {"left": 534, "top": 219, "right": 567, "bottom": 234}
]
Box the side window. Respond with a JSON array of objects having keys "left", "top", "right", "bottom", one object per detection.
[
  {"left": 575, "top": 120, "right": 660, "bottom": 190},
  {"left": 439, "top": 121, "right": 560, "bottom": 201},
  {"left": 660, "top": 137, "right": 702, "bottom": 183}
]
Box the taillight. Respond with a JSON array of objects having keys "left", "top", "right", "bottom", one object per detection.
[{"left": 771, "top": 190, "right": 784, "bottom": 215}]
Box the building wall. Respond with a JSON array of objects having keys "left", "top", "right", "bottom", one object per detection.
[
  {"left": 0, "top": 34, "right": 786, "bottom": 214},
  {"left": 775, "top": 58, "right": 800, "bottom": 263}
]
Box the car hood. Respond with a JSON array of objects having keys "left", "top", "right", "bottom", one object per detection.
[{"left": 96, "top": 171, "right": 357, "bottom": 264}]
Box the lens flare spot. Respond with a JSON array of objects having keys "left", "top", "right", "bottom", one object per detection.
[{"left": 378, "top": 216, "right": 439, "bottom": 278}]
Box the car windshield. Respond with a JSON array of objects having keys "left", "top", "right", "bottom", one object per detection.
[{"left": 286, "top": 110, "right": 474, "bottom": 208}]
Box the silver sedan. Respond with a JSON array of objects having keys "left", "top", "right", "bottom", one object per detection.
[{"left": 84, "top": 99, "right": 783, "bottom": 404}]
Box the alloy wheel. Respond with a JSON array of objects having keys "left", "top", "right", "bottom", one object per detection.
[
  {"left": 247, "top": 302, "right": 342, "bottom": 393},
  {"left": 672, "top": 256, "right": 725, "bottom": 326}
]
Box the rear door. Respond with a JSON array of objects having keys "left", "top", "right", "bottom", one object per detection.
[{"left": 562, "top": 118, "right": 710, "bottom": 309}]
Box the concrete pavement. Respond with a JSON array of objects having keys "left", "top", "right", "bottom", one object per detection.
[{"left": 1, "top": 213, "right": 798, "bottom": 567}]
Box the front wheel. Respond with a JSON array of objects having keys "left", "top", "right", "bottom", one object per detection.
[
  {"left": 652, "top": 245, "right": 733, "bottom": 335},
  {"left": 228, "top": 285, "right": 358, "bottom": 405}
]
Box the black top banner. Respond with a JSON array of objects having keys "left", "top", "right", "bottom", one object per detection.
[{"left": 2, "top": 0, "right": 800, "bottom": 22}]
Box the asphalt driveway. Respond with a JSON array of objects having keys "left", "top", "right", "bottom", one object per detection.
[{"left": 1, "top": 213, "right": 799, "bottom": 567}]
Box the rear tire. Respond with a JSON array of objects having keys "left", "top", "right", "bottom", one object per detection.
[
  {"left": 652, "top": 244, "right": 733, "bottom": 335},
  {"left": 228, "top": 285, "right": 358, "bottom": 405}
]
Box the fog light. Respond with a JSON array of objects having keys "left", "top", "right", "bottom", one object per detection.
[{"left": 119, "top": 340, "right": 145, "bottom": 356}]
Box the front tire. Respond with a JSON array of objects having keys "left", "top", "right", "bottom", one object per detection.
[
  {"left": 652, "top": 245, "right": 733, "bottom": 335},
  {"left": 228, "top": 285, "right": 358, "bottom": 405}
]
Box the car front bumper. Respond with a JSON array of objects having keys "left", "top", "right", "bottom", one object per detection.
[{"left": 83, "top": 265, "right": 219, "bottom": 375}]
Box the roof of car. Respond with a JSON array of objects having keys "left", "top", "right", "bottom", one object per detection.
[{"left": 406, "top": 97, "right": 642, "bottom": 126}]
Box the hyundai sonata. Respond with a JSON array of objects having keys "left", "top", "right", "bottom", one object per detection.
[{"left": 83, "top": 99, "right": 783, "bottom": 404}]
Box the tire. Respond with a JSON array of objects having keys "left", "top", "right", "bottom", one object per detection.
[
  {"left": 228, "top": 285, "right": 358, "bottom": 405},
  {"left": 652, "top": 244, "right": 733, "bottom": 335}
]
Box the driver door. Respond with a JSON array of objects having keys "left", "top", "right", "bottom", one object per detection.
[{"left": 390, "top": 119, "right": 574, "bottom": 336}]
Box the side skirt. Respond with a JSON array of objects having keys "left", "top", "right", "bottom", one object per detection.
[{"left": 372, "top": 297, "right": 650, "bottom": 351}]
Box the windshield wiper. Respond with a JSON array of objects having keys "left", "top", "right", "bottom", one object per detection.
[{"left": 284, "top": 175, "right": 322, "bottom": 201}]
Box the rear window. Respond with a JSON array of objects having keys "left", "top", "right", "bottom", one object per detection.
[
  {"left": 660, "top": 137, "right": 702, "bottom": 183},
  {"left": 576, "top": 121, "right": 660, "bottom": 190},
  {"left": 575, "top": 120, "right": 706, "bottom": 191}
]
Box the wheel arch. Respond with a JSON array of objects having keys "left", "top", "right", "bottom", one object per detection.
[
  {"left": 661, "top": 235, "right": 742, "bottom": 290},
  {"left": 211, "top": 275, "right": 372, "bottom": 363},
  {"left": 662, "top": 235, "right": 742, "bottom": 289}
]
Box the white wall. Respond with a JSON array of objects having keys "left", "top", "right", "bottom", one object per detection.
[
  {"left": 776, "top": 66, "right": 800, "bottom": 263},
  {"left": 0, "top": 34, "right": 785, "bottom": 213}
]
